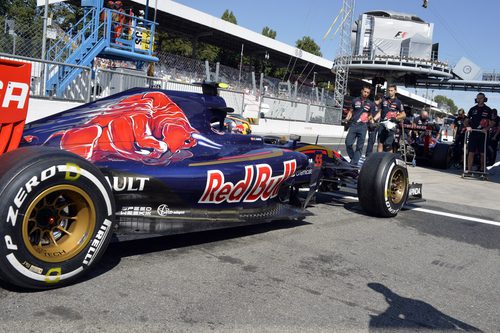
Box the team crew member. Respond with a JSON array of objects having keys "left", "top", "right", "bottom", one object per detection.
[
  {"left": 465, "top": 92, "right": 495, "bottom": 173},
  {"left": 365, "top": 93, "right": 383, "bottom": 157},
  {"left": 344, "top": 84, "right": 376, "bottom": 165},
  {"left": 452, "top": 108, "right": 466, "bottom": 165},
  {"left": 377, "top": 84, "right": 406, "bottom": 153},
  {"left": 487, "top": 109, "right": 499, "bottom": 166},
  {"left": 412, "top": 110, "right": 440, "bottom": 136}
]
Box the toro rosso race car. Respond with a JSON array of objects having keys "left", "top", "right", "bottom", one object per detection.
[{"left": 0, "top": 59, "right": 418, "bottom": 289}]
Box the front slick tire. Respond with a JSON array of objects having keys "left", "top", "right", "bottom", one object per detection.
[
  {"left": 357, "top": 152, "right": 408, "bottom": 217},
  {"left": 0, "top": 147, "right": 114, "bottom": 290}
]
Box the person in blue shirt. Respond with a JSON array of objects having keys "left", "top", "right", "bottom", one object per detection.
[
  {"left": 344, "top": 84, "right": 377, "bottom": 165},
  {"left": 377, "top": 84, "right": 406, "bottom": 153}
]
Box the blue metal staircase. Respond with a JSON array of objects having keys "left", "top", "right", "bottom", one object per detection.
[{"left": 45, "top": 0, "right": 158, "bottom": 97}]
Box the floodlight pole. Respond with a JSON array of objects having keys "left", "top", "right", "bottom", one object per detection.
[
  {"left": 238, "top": 43, "right": 244, "bottom": 85},
  {"left": 41, "top": 0, "right": 48, "bottom": 61}
]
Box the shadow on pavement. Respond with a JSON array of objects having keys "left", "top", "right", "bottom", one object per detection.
[
  {"left": 0, "top": 219, "right": 311, "bottom": 292},
  {"left": 368, "top": 282, "right": 482, "bottom": 332},
  {"left": 83, "top": 219, "right": 312, "bottom": 283}
]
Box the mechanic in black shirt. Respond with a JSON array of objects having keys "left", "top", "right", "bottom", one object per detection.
[
  {"left": 413, "top": 110, "right": 431, "bottom": 126},
  {"left": 411, "top": 109, "right": 440, "bottom": 143},
  {"left": 377, "top": 84, "right": 406, "bottom": 153},
  {"left": 365, "top": 93, "right": 383, "bottom": 157},
  {"left": 452, "top": 108, "right": 466, "bottom": 166},
  {"left": 344, "top": 84, "right": 377, "bottom": 165},
  {"left": 487, "top": 109, "right": 499, "bottom": 166},
  {"left": 465, "top": 93, "right": 495, "bottom": 172}
]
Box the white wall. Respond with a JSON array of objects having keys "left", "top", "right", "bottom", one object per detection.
[
  {"left": 26, "top": 98, "right": 83, "bottom": 123},
  {"left": 252, "top": 117, "right": 344, "bottom": 138}
]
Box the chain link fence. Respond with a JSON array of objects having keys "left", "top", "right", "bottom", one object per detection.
[
  {"left": 155, "top": 52, "right": 206, "bottom": 83},
  {"left": 0, "top": 16, "right": 44, "bottom": 59},
  {"left": 217, "top": 62, "right": 253, "bottom": 92}
]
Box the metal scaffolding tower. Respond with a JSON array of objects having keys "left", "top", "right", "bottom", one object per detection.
[{"left": 332, "top": 0, "right": 355, "bottom": 113}]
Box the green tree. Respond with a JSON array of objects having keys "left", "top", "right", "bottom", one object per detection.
[
  {"left": 51, "top": 3, "right": 83, "bottom": 31},
  {"left": 296, "top": 36, "right": 322, "bottom": 57},
  {"left": 0, "top": 0, "right": 43, "bottom": 57},
  {"left": 262, "top": 26, "right": 276, "bottom": 39},
  {"left": 218, "top": 10, "right": 239, "bottom": 67},
  {"left": 196, "top": 42, "right": 219, "bottom": 62},
  {"left": 273, "top": 67, "right": 289, "bottom": 80},
  {"left": 221, "top": 9, "right": 237, "bottom": 24},
  {"left": 157, "top": 32, "right": 192, "bottom": 56},
  {"left": 1, "top": 0, "right": 37, "bottom": 21},
  {"left": 434, "top": 95, "right": 458, "bottom": 114}
]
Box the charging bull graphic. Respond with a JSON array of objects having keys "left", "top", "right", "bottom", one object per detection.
[{"left": 44, "top": 92, "right": 221, "bottom": 165}]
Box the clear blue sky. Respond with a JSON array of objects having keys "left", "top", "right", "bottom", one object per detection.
[{"left": 173, "top": 0, "right": 500, "bottom": 111}]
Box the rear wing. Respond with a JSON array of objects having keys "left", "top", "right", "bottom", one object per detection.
[{"left": 0, "top": 59, "right": 31, "bottom": 156}]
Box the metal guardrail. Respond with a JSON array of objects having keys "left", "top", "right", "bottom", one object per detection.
[
  {"left": 94, "top": 68, "right": 245, "bottom": 113},
  {"left": 344, "top": 54, "right": 452, "bottom": 75},
  {"left": 261, "top": 95, "right": 341, "bottom": 125},
  {"left": 0, "top": 52, "right": 92, "bottom": 102}
]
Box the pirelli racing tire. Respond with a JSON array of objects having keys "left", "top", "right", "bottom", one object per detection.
[
  {"left": 431, "top": 143, "right": 452, "bottom": 169},
  {"left": 357, "top": 152, "right": 409, "bottom": 217},
  {"left": 0, "top": 147, "right": 115, "bottom": 289}
]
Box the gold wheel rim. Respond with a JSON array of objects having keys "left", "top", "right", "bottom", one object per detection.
[
  {"left": 22, "top": 185, "right": 96, "bottom": 263},
  {"left": 388, "top": 169, "right": 406, "bottom": 205}
]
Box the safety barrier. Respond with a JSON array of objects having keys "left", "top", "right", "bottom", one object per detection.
[
  {"left": 261, "top": 96, "right": 341, "bottom": 125},
  {"left": 95, "top": 68, "right": 245, "bottom": 114},
  {"left": 0, "top": 52, "right": 92, "bottom": 102}
]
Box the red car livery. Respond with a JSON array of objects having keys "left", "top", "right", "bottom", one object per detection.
[{"left": 44, "top": 92, "right": 220, "bottom": 165}]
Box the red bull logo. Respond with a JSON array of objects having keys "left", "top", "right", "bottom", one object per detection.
[
  {"left": 45, "top": 92, "right": 221, "bottom": 165},
  {"left": 199, "top": 160, "right": 297, "bottom": 204}
]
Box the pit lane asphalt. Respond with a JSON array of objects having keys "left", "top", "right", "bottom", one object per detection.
[{"left": 1, "top": 163, "right": 499, "bottom": 332}]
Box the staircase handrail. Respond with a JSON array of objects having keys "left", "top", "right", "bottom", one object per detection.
[{"left": 47, "top": 8, "right": 98, "bottom": 62}]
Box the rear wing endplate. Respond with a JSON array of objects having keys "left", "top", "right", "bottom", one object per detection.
[{"left": 0, "top": 59, "right": 31, "bottom": 156}]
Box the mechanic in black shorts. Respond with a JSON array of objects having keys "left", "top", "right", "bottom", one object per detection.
[
  {"left": 487, "top": 109, "right": 499, "bottom": 166},
  {"left": 465, "top": 93, "right": 495, "bottom": 173},
  {"left": 452, "top": 108, "right": 466, "bottom": 166},
  {"left": 377, "top": 84, "right": 406, "bottom": 153}
]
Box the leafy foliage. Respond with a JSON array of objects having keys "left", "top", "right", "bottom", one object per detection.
[
  {"left": 196, "top": 42, "right": 220, "bottom": 62},
  {"left": 296, "top": 36, "right": 322, "bottom": 57},
  {"left": 157, "top": 32, "right": 192, "bottom": 57},
  {"left": 262, "top": 26, "right": 276, "bottom": 39},
  {"left": 221, "top": 9, "right": 237, "bottom": 24},
  {"left": 434, "top": 95, "right": 458, "bottom": 114}
]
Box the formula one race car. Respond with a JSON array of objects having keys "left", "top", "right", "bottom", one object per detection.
[
  {"left": 263, "top": 135, "right": 422, "bottom": 218},
  {"left": 399, "top": 122, "right": 453, "bottom": 169},
  {"left": 0, "top": 59, "right": 418, "bottom": 289}
]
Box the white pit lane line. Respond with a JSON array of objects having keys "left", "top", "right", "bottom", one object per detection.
[{"left": 322, "top": 192, "right": 500, "bottom": 228}]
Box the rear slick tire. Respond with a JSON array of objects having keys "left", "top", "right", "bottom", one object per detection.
[
  {"left": 0, "top": 147, "right": 115, "bottom": 289},
  {"left": 432, "top": 143, "right": 452, "bottom": 169},
  {"left": 357, "top": 152, "right": 409, "bottom": 217}
]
